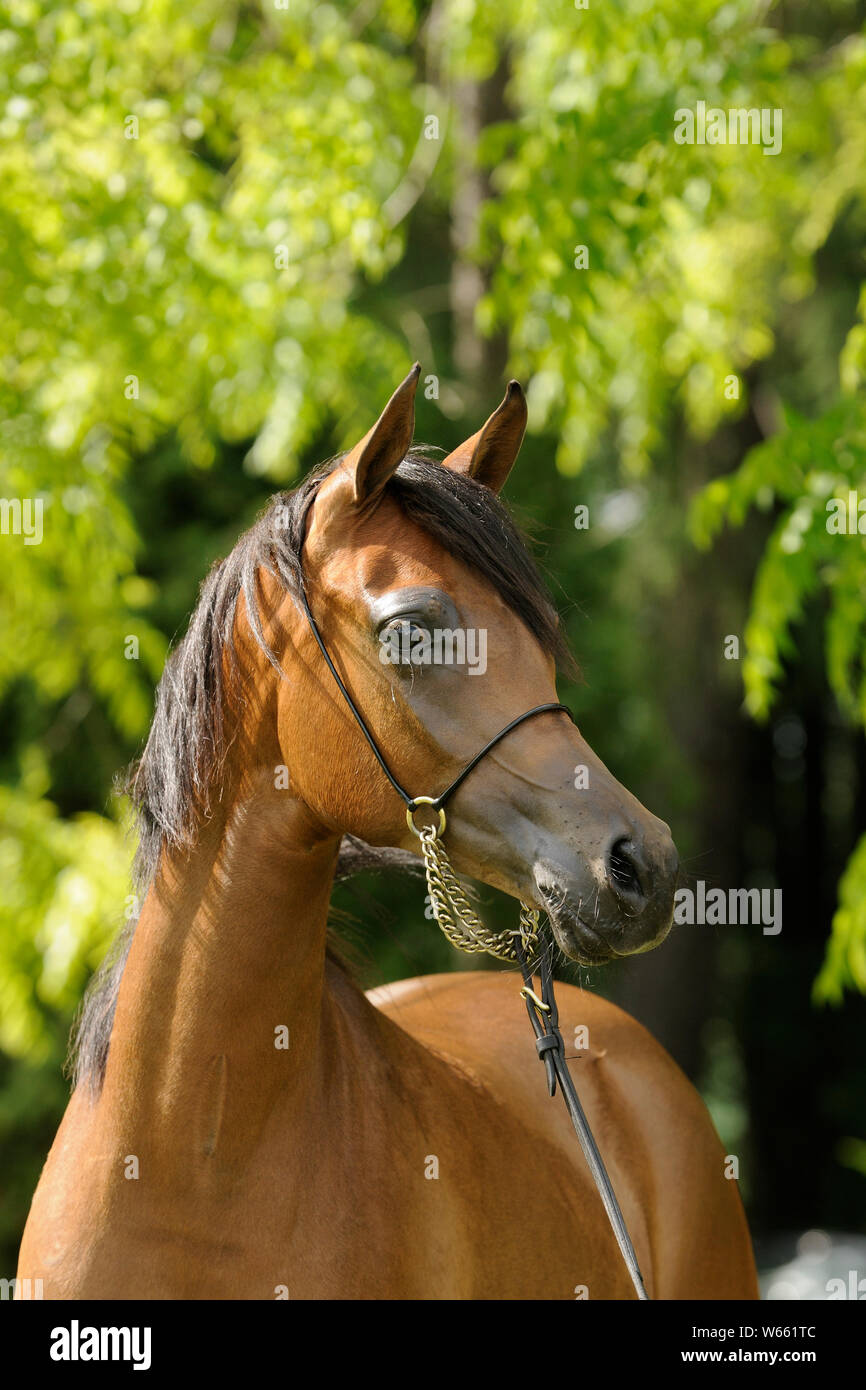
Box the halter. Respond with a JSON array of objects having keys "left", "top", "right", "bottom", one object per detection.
[{"left": 297, "top": 571, "right": 650, "bottom": 1300}]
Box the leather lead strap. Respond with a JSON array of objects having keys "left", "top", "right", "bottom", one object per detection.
[{"left": 515, "top": 937, "right": 650, "bottom": 1301}]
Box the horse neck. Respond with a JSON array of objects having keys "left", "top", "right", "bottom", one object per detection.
[{"left": 101, "top": 768, "right": 342, "bottom": 1142}]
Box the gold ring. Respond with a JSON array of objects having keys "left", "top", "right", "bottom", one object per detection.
[{"left": 406, "top": 797, "right": 447, "bottom": 839}]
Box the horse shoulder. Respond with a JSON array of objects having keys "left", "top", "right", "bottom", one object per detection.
[{"left": 368, "top": 970, "right": 758, "bottom": 1299}]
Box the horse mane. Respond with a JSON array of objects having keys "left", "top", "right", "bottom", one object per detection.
[{"left": 68, "top": 447, "right": 575, "bottom": 1092}]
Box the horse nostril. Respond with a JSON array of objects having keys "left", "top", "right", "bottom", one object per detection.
[{"left": 606, "top": 838, "right": 644, "bottom": 902}]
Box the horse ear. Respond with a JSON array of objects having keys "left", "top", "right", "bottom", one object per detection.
[
  {"left": 343, "top": 363, "right": 421, "bottom": 505},
  {"left": 441, "top": 381, "right": 528, "bottom": 493}
]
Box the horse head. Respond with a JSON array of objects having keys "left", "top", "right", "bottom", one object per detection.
[{"left": 267, "top": 365, "right": 679, "bottom": 965}]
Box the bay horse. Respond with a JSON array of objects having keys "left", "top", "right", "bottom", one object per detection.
[{"left": 18, "top": 366, "right": 758, "bottom": 1299}]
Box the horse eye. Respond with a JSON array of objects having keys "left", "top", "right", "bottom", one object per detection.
[
  {"left": 378, "top": 618, "right": 430, "bottom": 666},
  {"left": 393, "top": 617, "right": 426, "bottom": 636}
]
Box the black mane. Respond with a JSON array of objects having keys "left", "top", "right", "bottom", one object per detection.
[{"left": 68, "top": 448, "right": 574, "bottom": 1091}]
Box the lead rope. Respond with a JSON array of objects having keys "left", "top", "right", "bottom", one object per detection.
[
  {"left": 514, "top": 935, "right": 650, "bottom": 1301},
  {"left": 410, "top": 808, "right": 650, "bottom": 1301}
]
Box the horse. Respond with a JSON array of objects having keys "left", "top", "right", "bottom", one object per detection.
[{"left": 17, "top": 366, "right": 758, "bottom": 1299}]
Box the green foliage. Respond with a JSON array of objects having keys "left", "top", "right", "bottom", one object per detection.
[
  {"left": 471, "top": 0, "right": 841, "bottom": 472},
  {"left": 815, "top": 831, "right": 866, "bottom": 1002},
  {"left": 0, "top": 755, "right": 131, "bottom": 1059},
  {"left": 691, "top": 401, "right": 866, "bottom": 1006},
  {"left": 691, "top": 398, "right": 866, "bottom": 718},
  {"left": 684, "top": 29, "right": 866, "bottom": 1003}
]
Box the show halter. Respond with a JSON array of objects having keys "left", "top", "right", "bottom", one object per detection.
[{"left": 297, "top": 574, "right": 650, "bottom": 1300}]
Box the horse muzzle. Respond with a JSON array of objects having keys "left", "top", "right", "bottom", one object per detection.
[{"left": 533, "top": 820, "right": 679, "bottom": 964}]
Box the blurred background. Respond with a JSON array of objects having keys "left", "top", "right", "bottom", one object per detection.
[{"left": 1, "top": 0, "right": 865, "bottom": 1291}]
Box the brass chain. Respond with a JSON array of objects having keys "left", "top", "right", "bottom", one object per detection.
[{"left": 417, "top": 822, "right": 541, "bottom": 963}]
